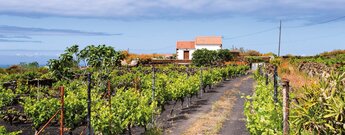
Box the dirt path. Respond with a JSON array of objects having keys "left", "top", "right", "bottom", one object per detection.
[
  {"left": 162, "top": 74, "right": 253, "bottom": 135},
  {"left": 219, "top": 75, "right": 253, "bottom": 135}
]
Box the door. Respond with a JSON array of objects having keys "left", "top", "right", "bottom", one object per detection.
[{"left": 183, "top": 51, "right": 189, "bottom": 60}]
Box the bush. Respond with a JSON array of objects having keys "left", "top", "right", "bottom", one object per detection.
[{"left": 192, "top": 49, "right": 233, "bottom": 66}]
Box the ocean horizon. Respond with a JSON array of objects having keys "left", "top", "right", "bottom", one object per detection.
[{"left": 0, "top": 64, "right": 10, "bottom": 68}]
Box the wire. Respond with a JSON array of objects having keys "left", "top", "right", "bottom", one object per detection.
[
  {"left": 222, "top": 27, "right": 278, "bottom": 40},
  {"left": 283, "top": 32, "right": 345, "bottom": 44},
  {"left": 119, "top": 45, "right": 175, "bottom": 52},
  {"left": 285, "top": 15, "right": 345, "bottom": 28}
]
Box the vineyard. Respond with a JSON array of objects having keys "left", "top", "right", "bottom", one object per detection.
[
  {"left": 244, "top": 52, "right": 345, "bottom": 134},
  {"left": 0, "top": 45, "right": 250, "bottom": 134},
  {"left": 1, "top": 45, "right": 344, "bottom": 135}
]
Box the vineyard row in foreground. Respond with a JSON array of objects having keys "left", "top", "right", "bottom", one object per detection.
[
  {"left": 245, "top": 66, "right": 345, "bottom": 134},
  {"left": 0, "top": 65, "right": 249, "bottom": 134}
]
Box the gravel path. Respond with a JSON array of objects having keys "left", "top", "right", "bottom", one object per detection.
[
  {"left": 219, "top": 75, "right": 253, "bottom": 135},
  {"left": 163, "top": 74, "right": 253, "bottom": 135}
]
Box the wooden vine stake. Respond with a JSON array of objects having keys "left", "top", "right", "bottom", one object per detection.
[
  {"left": 87, "top": 73, "right": 92, "bottom": 135},
  {"left": 265, "top": 74, "right": 269, "bottom": 85},
  {"left": 199, "top": 67, "right": 203, "bottom": 97},
  {"left": 273, "top": 66, "right": 278, "bottom": 103},
  {"left": 282, "top": 79, "right": 290, "bottom": 135},
  {"left": 152, "top": 65, "right": 155, "bottom": 124},
  {"left": 60, "top": 86, "right": 64, "bottom": 135},
  {"left": 107, "top": 80, "right": 112, "bottom": 131}
]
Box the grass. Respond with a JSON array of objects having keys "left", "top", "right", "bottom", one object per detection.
[
  {"left": 278, "top": 60, "right": 319, "bottom": 97},
  {"left": 279, "top": 60, "right": 318, "bottom": 88}
]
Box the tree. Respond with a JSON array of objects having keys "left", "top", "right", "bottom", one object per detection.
[
  {"left": 48, "top": 44, "right": 125, "bottom": 80},
  {"left": 192, "top": 49, "right": 216, "bottom": 66},
  {"left": 47, "top": 45, "right": 80, "bottom": 80},
  {"left": 48, "top": 52, "right": 76, "bottom": 80},
  {"left": 192, "top": 49, "right": 232, "bottom": 66},
  {"left": 78, "top": 45, "right": 124, "bottom": 69},
  {"left": 217, "top": 49, "right": 233, "bottom": 63}
]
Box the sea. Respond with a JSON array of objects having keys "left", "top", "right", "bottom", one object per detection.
[{"left": 0, "top": 65, "right": 10, "bottom": 68}]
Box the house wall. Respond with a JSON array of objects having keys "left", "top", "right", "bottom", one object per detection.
[
  {"left": 177, "top": 49, "right": 184, "bottom": 60},
  {"left": 195, "top": 44, "right": 222, "bottom": 50},
  {"left": 176, "top": 49, "right": 196, "bottom": 60},
  {"left": 176, "top": 44, "right": 221, "bottom": 60},
  {"left": 251, "top": 62, "right": 265, "bottom": 71}
]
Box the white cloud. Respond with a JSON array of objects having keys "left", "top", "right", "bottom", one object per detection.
[{"left": 0, "top": 0, "right": 344, "bottom": 19}]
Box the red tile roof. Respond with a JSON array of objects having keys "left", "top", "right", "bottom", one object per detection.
[
  {"left": 176, "top": 41, "right": 195, "bottom": 49},
  {"left": 195, "top": 36, "right": 222, "bottom": 45}
]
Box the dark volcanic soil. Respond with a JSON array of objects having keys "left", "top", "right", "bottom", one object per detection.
[{"left": 219, "top": 76, "right": 253, "bottom": 135}]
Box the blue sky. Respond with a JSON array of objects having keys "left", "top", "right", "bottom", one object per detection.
[{"left": 0, "top": 0, "right": 344, "bottom": 65}]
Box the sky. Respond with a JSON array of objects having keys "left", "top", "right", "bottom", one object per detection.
[{"left": 0, "top": 0, "right": 345, "bottom": 65}]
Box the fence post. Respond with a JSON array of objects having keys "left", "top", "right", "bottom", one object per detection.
[
  {"left": 87, "top": 73, "right": 92, "bottom": 135},
  {"left": 199, "top": 67, "right": 203, "bottom": 98},
  {"left": 282, "top": 79, "right": 290, "bottom": 135},
  {"left": 186, "top": 66, "right": 191, "bottom": 107},
  {"left": 107, "top": 80, "right": 112, "bottom": 131},
  {"left": 265, "top": 74, "right": 269, "bottom": 85},
  {"left": 152, "top": 65, "right": 155, "bottom": 101},
  {"left": 152, "top": 65, "right": 155, "bottom": 123},
  {"left": 37, "top": 80, "right": 40, "bottom": 100},
  {"left": 60, "top": 86, "right": 64, "bottom": 135},
  {"left": 273, "top": 66, "right": 278, "bottom": 103}
]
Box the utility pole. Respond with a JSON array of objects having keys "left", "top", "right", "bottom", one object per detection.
[{"left": 278, "top": 20, "right": 282, "bottom": 57}]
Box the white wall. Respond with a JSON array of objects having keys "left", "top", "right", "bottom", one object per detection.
[
  {"left": 176, "top": 49, "right": 195, "bottom": 60},
  {"left": 176, "top": 45, "right": 221, "bottom": 60},
  {"left": 251, "top": 62, "right": 265, "bottom": 71},
  {"left": 189, "top": 49, "right": 195, "bottom": 60},
  {"left": 195, "top": 44, "right": 222, "bottom": 50},
  {"left": 177, "top": 49, "right": 184, "bottom": 60}
]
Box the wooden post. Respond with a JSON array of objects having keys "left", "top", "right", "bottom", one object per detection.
[
  {"left": 60, "top": 86, "right": 64, "bottom": 135},
  {"left": 152, "top": 65, "right": 155, "bottom": 101},
  {"left": 87, "top": 73, "right": 92, "bottom": 135},
  {"left": 273, "top": 66, "right": 278, "bottom": 103},
  {"left": 107, "top": 80, "right": 112, "bottom": 131},
  {"left": 199, "top": 67, "right": 203, "bottom": 98},
  {"left": 152, "top": 65, "right": 155, "bottom": 124},
  {"left": 37, "top": 80, "right": 40, "bottom": 100},
  {"left": 186, "top": 66, "right": 190, "bottom": 107},
  {"left": 282, "top": 79, "right": 290, "bottom": 135},
  {"left": 265, "top": 74, "right": 269, "bottom": 85}
]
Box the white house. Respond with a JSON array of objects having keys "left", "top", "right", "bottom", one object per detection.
[
  {"left": 176, "top": 41, "right": 195, "bottom": 60},
  {"left": 176, "top": 36, "right": 222, "bottom": 60}
]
